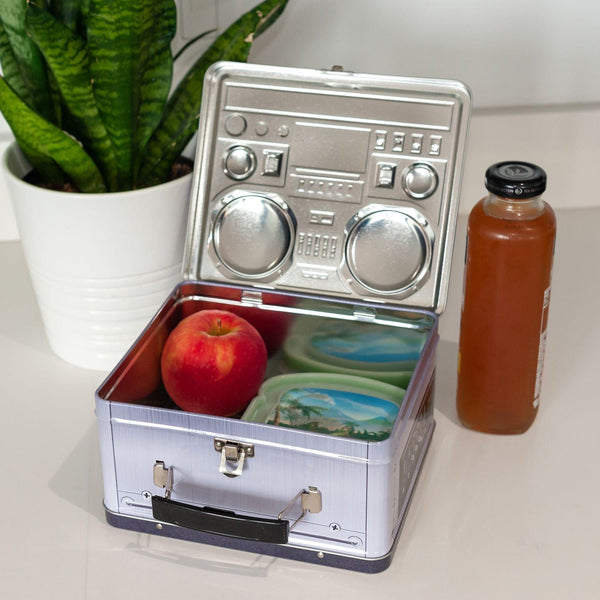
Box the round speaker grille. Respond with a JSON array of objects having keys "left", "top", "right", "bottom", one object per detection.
[
  {"left": 346, "top": 209, "right": 430, "bottom": 293},
  {"left": 213, "top": 194, "right": 293, "bottom": 277}
]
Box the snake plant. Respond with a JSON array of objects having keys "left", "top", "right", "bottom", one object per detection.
[{"left": 0, "top": 0, "right": 289, "bottom": 193}]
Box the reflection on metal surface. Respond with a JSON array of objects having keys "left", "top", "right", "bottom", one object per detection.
[
  {"left": 345, "top": 208, "right": 432, "bottom": 294},
  {"left": 401, "top": 163, "right": 438, "bottom": 199},
  {"left": 223, "top": 145, "right": 256, "bottom": 180},
  {"left": 213, "top": 193, "right": 294, "bottom": 278},
  {"left": 187, "top": 64, "right": 470, "bottom": 313}
]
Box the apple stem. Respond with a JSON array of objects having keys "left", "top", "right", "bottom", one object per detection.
[{"left": 217, "top": 318, "right": 222, "bottom": 335}]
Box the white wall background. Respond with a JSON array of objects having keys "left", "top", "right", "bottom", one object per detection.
[{"left": 1, "top": 0, "right": 599, "bottom": 240}]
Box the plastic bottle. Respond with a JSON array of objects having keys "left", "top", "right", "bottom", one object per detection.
[{"left": 456, "top": 161, "right": 556, "bottom": 434}]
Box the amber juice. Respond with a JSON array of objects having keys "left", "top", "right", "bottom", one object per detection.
[{"left": 456, "top": 193, "right": 556, "bottom": 434}]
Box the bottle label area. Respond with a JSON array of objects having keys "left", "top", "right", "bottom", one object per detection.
[{"left": 534, "top": 286, "right": 552, "bottom": 405}]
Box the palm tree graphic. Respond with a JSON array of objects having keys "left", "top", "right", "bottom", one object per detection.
[{"left": 271, "top": 390, "right": 329, "bottom": 426}]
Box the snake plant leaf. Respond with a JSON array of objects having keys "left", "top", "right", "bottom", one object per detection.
[
  {"left": 48, "top": 0, "right": 80, "bottom": 32},
  {"left": 137, "top": 0, "right": 289, "bottom": 188},
  {"left": 0, "top": 0, "right": 56, "bottom": 121},
  {"left": 86, "top": 0, "right": 176, "bottom": 189},
  {"left": 12, "top": 133, "right": 68, "bottom": 187},
  {"left": 0, "top": 19, "right": 28, "bottom": 100},
  {"left": 0, "top": 76, "right": 107, "bottom": 193},
  {"left": 25, "top": 4, "right": 119, "bottom": 191}
]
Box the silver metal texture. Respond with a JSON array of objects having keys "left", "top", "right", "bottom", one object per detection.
[
  {"left": 278, "top": 487, "right": 323, "bottom": 531},
  {"left": 214, "top": 438, "right": 255, "bottom": 478},
  {"left": 153, "top": 461, "right": 173, "bottom": 499},
  {"left": 344, "top": 205, "right": 434, "bottom": 295},
  {"left": 401, "top": 163, "right": 439, "bottom": 199},
  {"left": 95, "top": 284, "right": 439, "bottom": 562},
  {"left": 184, "top": 62, "right": 471, "bottom": 313},
  {"left": 223, "top": 145, "right": 256, "bottom": 180},
  {"left": 211, "top": 190, "right": 294, "bottom": 279}
]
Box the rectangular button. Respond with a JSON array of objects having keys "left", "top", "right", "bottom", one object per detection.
[
  {"left": 302, "top": 269, "right": 329, "bottom": 280},
  {"left": 410, "top": 134, "right": 423, "bottom": 154},
  {"left": 262, "top": 150, "right": 283, "bottom": 176},
  {"left": 376, "top": 163, "right": 396, "bottom": 188},
  {"left": 309, "top": 210, "right": 335, "bottom": 226},
  {"left": 393, "top": 132, "right": 405, "bottom": 152},
  {"left": 429, "top": 135, "right": 442, "bottom": 156},
  {"left": 374, "top": 130, "right": 387, "bottom": 150}
]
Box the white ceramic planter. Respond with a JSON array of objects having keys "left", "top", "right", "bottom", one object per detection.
[{"left": 3, "top": 143, "right": 192, "bottom": 370}]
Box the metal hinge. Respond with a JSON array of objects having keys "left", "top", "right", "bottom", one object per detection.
[
  {"left": 353, "top": 305, "right": 377, "bottom": 322},
  {"left": 214, "top": 438, "right": 255, "bottom": 478},
  {"left": 240, "top": 290, "right": 263, "bottom": 306},
  {"left": 278, "top": 486, "right": 323, "bottom": 531},
  {"left": 153, "top": 460, "right": 173, "bottom": 499}
]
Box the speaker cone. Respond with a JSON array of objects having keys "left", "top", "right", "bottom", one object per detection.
[
  {"left": 213, "top": 193, "right": 293, "bottom": 278},
  {"left": 346, "top": 208, "right": 431, "bottom": 294}
]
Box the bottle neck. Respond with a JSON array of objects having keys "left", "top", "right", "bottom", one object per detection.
[{"left": 483, "top": 193, "right": 545, "bottom": 221}]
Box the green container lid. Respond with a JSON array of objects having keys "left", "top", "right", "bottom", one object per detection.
[
  {"left": 242, "top": 372, "right": 405, "bottom": 441},
  {"left": 282, "top": 317, "right": 427, "bottom": 388}
]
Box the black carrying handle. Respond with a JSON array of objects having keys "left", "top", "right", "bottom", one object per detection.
[{"left": 152, "top": 495, "right": 289, "bottom": 544}]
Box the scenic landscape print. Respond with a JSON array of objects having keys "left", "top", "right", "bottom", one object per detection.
[{"left": 266, "top": 387, "right": 401, "bottom": 440}]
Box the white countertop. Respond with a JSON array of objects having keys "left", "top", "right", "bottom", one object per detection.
[{"left": 1, "top": 208, "right": 599, "bottom": 599}]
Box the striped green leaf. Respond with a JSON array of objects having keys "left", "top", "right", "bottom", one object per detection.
[
  {"left": 137, "top": 0, "right": 289, "bottom": 188},
  {"left": 0, "top": 19, "right": 28, "bottom": 100},
  {"left": 49, "top": 0, "right": 80, "bottom": 32},
  {"left": 13, "top": 133, "right": 68, "bottom": 187},
  {"left": 86, "top": 0, "right": 176, "bottom": 189},
  {"left": 0, "top": 21, "right": 62, "bottom": 180},
  {"left": 26, "top": 4, "right": 119, "bottom": 191},
  {"left": 0, "top": 0, "right": 56, "bottom": 121},
  {"left": 0, "top": 76, "right": 107, "bottom": 193}
]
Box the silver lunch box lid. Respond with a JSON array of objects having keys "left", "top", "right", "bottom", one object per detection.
[{"left": 183, "top": 62, "right": 471, "bottom": 314}]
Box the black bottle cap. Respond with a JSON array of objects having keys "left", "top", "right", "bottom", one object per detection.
[{"left": 484, "top": 161, "right": 547, "bottom": 199}]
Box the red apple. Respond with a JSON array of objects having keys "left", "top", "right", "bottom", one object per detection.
[{"left": 160, "top": 309, "right": 267, "bottom": 415}]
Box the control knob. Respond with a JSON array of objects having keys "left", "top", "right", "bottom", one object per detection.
[
  {"left": 401, "top": 163, "right": 438, "bottom": 199},
  {"left": 224, "top": 146, "right": 256, "bottom": 180}
]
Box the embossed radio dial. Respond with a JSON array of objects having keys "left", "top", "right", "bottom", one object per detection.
[
  {"left": 224, "top": 145, "right": 256, "bottom": 180},
  {"left": 401, "top": 163, "right": 438, "bottom": 199}
]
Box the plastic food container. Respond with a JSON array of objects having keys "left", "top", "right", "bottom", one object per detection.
[
  {"left": 242, "top": 372, "right": 406, "bottom": 441},
  {"left": 282, "top": 317, "right": 427, "bottom": 388}
]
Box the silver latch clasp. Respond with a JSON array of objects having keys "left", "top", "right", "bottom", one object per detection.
[
  {"left": 153, "top": 460, "right": 173, "bottom": 499},
  {"left": 278, "top": 487, "right": 322, "bottom": 531},
  {"left": 214, "top": 438, "right": 255, "bottom": 478}
]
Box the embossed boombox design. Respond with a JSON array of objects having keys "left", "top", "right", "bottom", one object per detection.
[{"left": 186, "top": 63, "right": 470, "bottom": 312}]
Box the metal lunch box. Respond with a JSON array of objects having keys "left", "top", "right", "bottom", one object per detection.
[{"left": 95, "top": 62, "right": 471, "bottom": 572}]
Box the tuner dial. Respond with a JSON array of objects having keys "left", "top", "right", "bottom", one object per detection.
[
  {"left": 401, "top": 163, "right": 438, "bottom": 199},
  {"left": 224, "top": 146, "right": 256, "bottom": 180}
]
